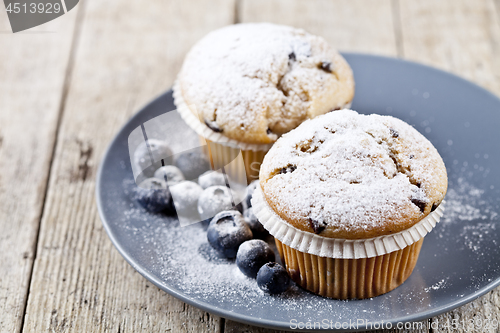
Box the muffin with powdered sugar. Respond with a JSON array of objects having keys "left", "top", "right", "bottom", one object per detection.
[
  {"left": 174, "top": 23, "right": 354, "bottom": 182},
  {"left": 252, "top": 110, "right": 447, "bottom": 299}
]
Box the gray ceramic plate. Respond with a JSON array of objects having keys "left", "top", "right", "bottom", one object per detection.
[{"left": 96, "top": 53, "right": 500, "bottom": 332}]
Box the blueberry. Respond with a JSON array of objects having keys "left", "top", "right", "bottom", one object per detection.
[
  {"left": 207, "top": 210, "right": 253, "bottom": 258},
  {"left": 133, "top": 178, "right": 172, "bottom": 213},
  {"left": 169, "top": 181, "right": 203, "bottom": 220},
  {"left": 198, "top": 170, "right": 227, "bottom": 189},
  {"left": 174, "top": 151, "right": 210, "bottom": 180},
  {"left": 256, "top": 262, "right": 291, "bottom": 294},
  {"left": 134, "top": 139, "right": 173, "bottom": 177},
  {"left": 244, "top": 207, "right": 269, "bottom": 238},
  {"left": 242, "top": 180, "right": 259, "bottom": 211},
  {"left": 198, "top": 186, "right": 235, "bottom": 223},
  {"left": 154, "top": 165, "right": 185, "bottom": 184},
  {"left": 236, "top": 240, "right": 275, "bottom": 278}
]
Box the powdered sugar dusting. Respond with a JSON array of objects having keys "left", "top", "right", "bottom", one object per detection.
[
  {"left": 424, "top": 278, "right": 448, "bottom": 292},
  {"left": 437, "top": 176, "right": 498, "bottom": 253},
  {"left": 178, "top": 23, "right": 354, "bottom": 144},
  {"left": 442, "top": 177, "right": 497, "bottom": 223},
  {"left": 260, "top": 110, "right": 447, "bottom": 238},
  {"left": 116, "top": 203, "right": 349, "bottom": 315}
]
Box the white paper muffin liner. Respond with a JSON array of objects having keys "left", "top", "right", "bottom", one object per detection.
[
  {"left": 173, "top": 80, "right": 352, "bottom": 152},
  {"left": 251, "top": 186, "right": 445, "bottom": 259}
]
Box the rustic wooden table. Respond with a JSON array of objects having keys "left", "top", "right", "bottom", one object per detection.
[{"left": 1, "top": 0, "right": 500, "bottom": 332}]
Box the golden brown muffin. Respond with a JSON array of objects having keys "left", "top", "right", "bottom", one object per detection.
[
  {"left": 260, "top": 109, "right": 448, "bottom": 239},
  {"left": 176, "top": 23, "right": 354, "bottom": 145}
]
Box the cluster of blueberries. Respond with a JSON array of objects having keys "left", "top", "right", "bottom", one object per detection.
[
  {"left": 131, "top": 140, "right": 291, "bottom": 294},
  {"left": 207, "top": 199, "right": 291, "bottom": 295}
]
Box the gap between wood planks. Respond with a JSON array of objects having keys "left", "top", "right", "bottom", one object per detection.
[
  {"left": 391, "top": 0, "right": 404, "bottom": 58},
  {"left": 234, "top": 0, "right": 242, "bottom": 24},
  {"left": 18, "top": 1, "right": 88, "bottom": 332},
  {"left": 495, "top": 0, "right": 500, "bottom": 35}
]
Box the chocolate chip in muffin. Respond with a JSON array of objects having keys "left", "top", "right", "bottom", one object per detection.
[
  {"left": 288, "top": 52, "right": 296, "bottom": 61},
  {"left": 431, "top": 203, "right": 439, "bottom": 212},
  {"left": 205, "top": 119, "right": 223, "bottom": 133},
  {"left": 390, "top": 128, "right": 399, "bottom": 138},
  {"left": 411, "top": 197, "right": 427, "bottom": 213},
  {"left": 270, "top": 164, "right": 297, "bottom": 179},
  {"left": 280, "top": 165, "right": 297, "bottom": 174},
  {"left": 409, "top": 154, "right": 415, "bottom": 159},
  {"left": 308, "top": 218, "right": 326, "bottom": 234},
  {"left": 319, "top": 61, "right": 332, "bottom": 73},
  {"left": 296, "top": 139, "right": 324, "bottom": 154},
  {"left": 266, "top": 128, "right": 273, "bottom": 135}
]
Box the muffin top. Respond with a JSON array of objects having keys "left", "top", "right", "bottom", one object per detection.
[
  {"left": 259, "top": 110, "right": 448, "bottom": 239},
  {"left": 177, "top": 23, "right": 354, "bottom": 145}
]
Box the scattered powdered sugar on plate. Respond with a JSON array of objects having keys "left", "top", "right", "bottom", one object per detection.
[
  {"left": 116, "top": 197, "right": 397, "bottom": 319},
  {"left": 113, "top": 158, "right": 499, "bottom": 320},
  {"left": 437, "top": 176, "right": 498, "bottom": 253},
  {"left": 156, "top": 225, "right": 260, "bottom": 297},
  {"left": 442, "top": 177, "right": 497, "bottom": 223},
  {"left": 424, "top": 278, "right": 448, "bottom": 293}
]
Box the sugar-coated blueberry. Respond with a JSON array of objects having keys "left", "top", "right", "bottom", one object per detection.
[
  {"left": 236, "top": 240, "right": 275, "bottom": 278},
  {"left": 198, "top": 186, "right": 234, "bottom": 223},
  {"left": 174, "top": 152, "right": 210, "bottom": 180},
  {"left": 169, "top": 181, "right": 203, "bottom": 219},
  {"left": 207, "top": 210, "right": 253, "bottom": 258},
  {"left": 244, "top": 207, "right": 269, "bottom": 238},
  {"left": 154, "top": 165, "right": 185, "bottom": 184},
  {"left": 198, "top": 170, "right": 226, "bottom": 189},
  {"left": 243, "top": 180, "right": 259, "bottom": 211},
  {"left": 256, "top": 262, "right": 291, "bottom": 294},
  {"left": 133, "top": 178, "right": 172, "bottom": 213},
  {"left": 134, "top": 140, "right": 173, "bottom": 177}
]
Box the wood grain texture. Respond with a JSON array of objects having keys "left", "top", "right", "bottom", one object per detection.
[
  {"left": 399, "top": 0, "right": 500, "bottom": 93},
  {"left": 225, "top": 321, "right": 287, "bottom": 333},
  {"left": 239, "top": 0, "right": 398, "bottom": 56},
  {"left": 20, "top": 0, "right": 235, "bottom": 332},
  {"left": 398, "top": 1, "right": 500, "bottom": 331},
  {"left": 0, "top": 7, "right": 78, "bottom": 333}
]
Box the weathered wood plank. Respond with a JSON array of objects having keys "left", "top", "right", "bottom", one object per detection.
[
  {"left": 225, "top": 321, "right": 287, "bottom": 333},
  {"left": 399, "top": 0, "right": 500, "bottom": 93},
  {"left": 398, "top": 1, "right": 500, "bottom": 331},
  {"left": 239, "top": 0, "right": 398, "bottom": 56},
  {"left": 21, "top": 0, "right": 235, "bottom": 332},
  {"left": 0, "top": 7, "right": 78, "bottom": 333}
]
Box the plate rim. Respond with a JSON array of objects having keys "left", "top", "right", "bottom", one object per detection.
[{"left": 96, "top": 52, "right": 500, "bottom": 332}]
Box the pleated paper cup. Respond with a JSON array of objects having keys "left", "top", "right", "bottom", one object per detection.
[
  {"left": 173, "top": 81, "right": 272, "bottom": 183},
  {"left": 251, "top": 186, "right": 445, "bottom": 299}
]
